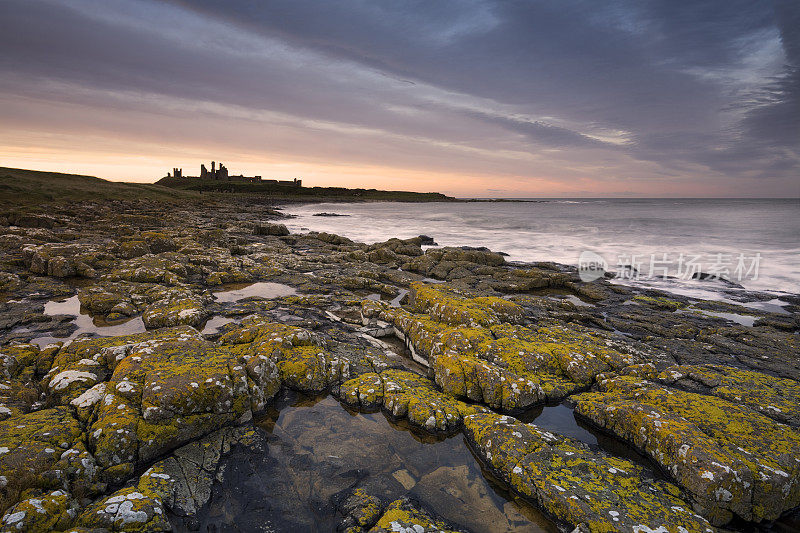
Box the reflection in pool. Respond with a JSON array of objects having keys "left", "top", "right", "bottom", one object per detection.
[
  {"left": 178, "top": 393, "right": 557, "bottom": 533},
  {"left": 519, "top": 402, "right": 662, "bottom": 477},
  {"left": 519, "top": 403, "right": 598, "bottom": 445},
  {"left": 201, "top": 315, "right": 237, "bottom": 335},
  {"left": 30, "top": 295, "right": 146, "bottom": 347},
  {"left": 213, "top": 282, "right": 297, "bottom": 302}
]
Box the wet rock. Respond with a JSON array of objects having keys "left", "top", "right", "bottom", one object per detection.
[
  {"left": 367, "top": 497, "right": 464, "bottom": 533},
  {"left": 490, "top": 268, "right": 572, "bottom": 293},
  {"left": 575, "top": 375, "right": 800, "bottom": 524},
  {"left": 339, "top": 488, "right": 383, "bottom": 532},
  {"left": 412, "top": 464, "right": 542, "bottom": 532},
  {"left": 463, "top": 412, "right": 714, "bottom": 532},
  {"left": 0, "top": 196, "right": 797, "bottom": 532}
]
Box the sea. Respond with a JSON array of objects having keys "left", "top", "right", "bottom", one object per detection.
[{"left": 283, "top": 198, "right": 800, "bottom": 302}]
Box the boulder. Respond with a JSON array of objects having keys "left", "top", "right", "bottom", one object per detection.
[{"left": 253, "top": 223, "right": 289, "bottom": 237}]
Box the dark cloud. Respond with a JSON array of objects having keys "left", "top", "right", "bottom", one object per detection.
[{"left": 0, "top": 0, "right": 796, "bottom": 193}]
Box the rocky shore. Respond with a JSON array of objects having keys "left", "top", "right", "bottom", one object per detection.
[{"left": 0, "top": 197, "right": 798, "bottom": 532}]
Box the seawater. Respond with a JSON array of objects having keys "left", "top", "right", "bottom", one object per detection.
[{"left": 284, "top": 199, "right": 800, "bottom": 298}]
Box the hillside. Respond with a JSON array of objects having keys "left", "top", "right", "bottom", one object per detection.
[
  {"left": 0, "top": 167, "right": 454, "bottom": 209},
  {"left": 156, "top": 176, "right": 454, "bottom": 202},
  {"left": 0, "top": 167, "right": 199, "bottom": 207}
]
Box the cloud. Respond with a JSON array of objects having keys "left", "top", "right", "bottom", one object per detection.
[{"left": 0, "top": 0, "right": 796, "bottom": 195}]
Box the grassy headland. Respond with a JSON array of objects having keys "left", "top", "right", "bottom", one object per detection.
[
  {"left": 0, "top": 167, "right": 454, "bottom": 208},
  {"left": 0, "top": 167, "right": 199, "bottom": 207},
  {"left": 156, "top": 176, "right": 454, "bottom": 202}
]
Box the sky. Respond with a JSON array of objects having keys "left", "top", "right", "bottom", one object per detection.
[{"left": 0, "top": 0, "right": 798, "bottom": 197}]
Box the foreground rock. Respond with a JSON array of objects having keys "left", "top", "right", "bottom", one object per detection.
[
  {"left": 1, "top": 196, "right": 798, "bottom": 531},
  {"left": 576, "top": 375, "right": 800, "bottom": 524},
  {"left": 463, "top": 412, "right": 715, "bottom": 532},
  {"left": 363, "top": 283, "right": 651, "bottom": 410},
  {"left": 340, "top": 490, "right": 464, "bottom": 533},
  {"left": 338, "top": 369, "right": 486, "bottom": 432}
]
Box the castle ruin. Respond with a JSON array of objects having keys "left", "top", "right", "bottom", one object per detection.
[{"left": 166, "top": 161, "right": 301, "bottom": 187}]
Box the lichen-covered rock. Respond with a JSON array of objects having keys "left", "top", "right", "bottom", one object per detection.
[
  {"left": 86, "top": 327, "right": 252, "bottom": 482},
  {"left": 338, "top": 369, "right": 484, "bottom": 432},
  {"left": 364, "top": 285, "right": 644, "bottom": 410},
  {"left": 219, "top": 317, "right": 329, "bottom": 392},
  {"left": 0, "top": 408, "right": 97, "bottom": 501},
  {"left": 205, "top": 269, "right": 252, "bottom": 286},
  {"left": 367, "top": 497, "right": 464, "bottom": 533},
  {"left": 0, "top": 489, "right": 78, "bottom": 532},
  {"left": 78, "top": 288, "right": 133, "bottom": 316},
  {"left": 117, "top": 240, "right": 150, "bottom": 259},
  {"left": 45, "top": 330, "right": 190, "bottom": 405},
  {"left": 575, "top": 375, "right": 800, "bottom": 524},
  {"left": 653, "top": 364, "right": 800, "bottom": 427},
  {"left": 22, "top": 243, "right": 101, "bottom": 279},
  {"left": 0, "top": 344, "right": 45, "bottom": 419},
  {"left": 218, "top": 316, "right": 381, "bottom": 396},
  {"left": 463, "top": 412, "right": 715, "bottom": 533},
  {"left": 409, "top": 282, "right": 523, "bottom": 327},
  {"left": 339, "top": 488, "right": 384, "bottom": 532},
  {"left": 142, "top": 295, "right": 209, "bottom": 329},
  {"left": 106, "top": 255, "right": 185, "bottom": 285},
  {"left": 77, "top": 486, "right": 170, "bottom": 532}
]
